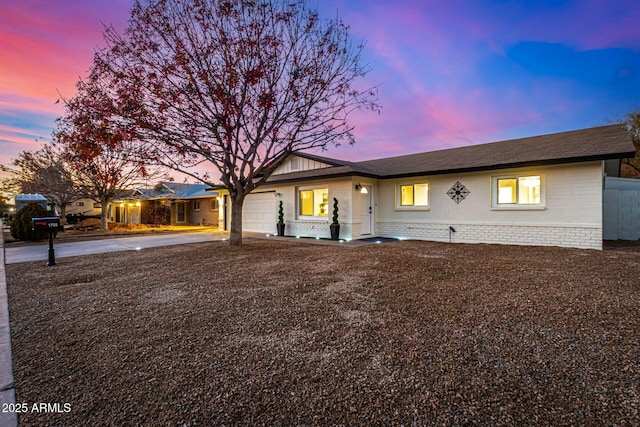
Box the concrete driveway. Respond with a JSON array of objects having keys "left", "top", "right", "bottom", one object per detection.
[{"left": 4, "top": 231, "right": 229, "bottom": 264}]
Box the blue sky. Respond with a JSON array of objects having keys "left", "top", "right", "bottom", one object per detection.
[{"left": 1, "top": 0, "right": 639, "bottom": 174}]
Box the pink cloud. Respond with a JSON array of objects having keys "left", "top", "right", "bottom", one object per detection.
[
  {"left": 0, "top": 4, "right": 121, "bottom": 101},
  {"left": 0, "top": 124, "right": 48, "bottom": 163},
  {"left": 0, "top": 93, "right": 63, "bottom": 118},
  {"left": 2, "top": 0, "right": 636, "bottom": 172},
  {"left": 0, "top": 0, "right": 130, "bottom": 166}
]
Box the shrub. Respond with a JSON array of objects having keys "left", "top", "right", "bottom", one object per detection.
[
  {"left": 148, "top": 202, "right": 170, "bottom": 225},
  {"left": 277, "top": 200, "right": 284, "bottom": 225},
  {"left": 10, "top": 202, "right": 50, "bottom": 241},
  {"left": 332, "top": 198, "right": 339, "bottom": 226}
]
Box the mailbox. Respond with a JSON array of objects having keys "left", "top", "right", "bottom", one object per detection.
[
  {"left": 31, "top": 216, "right": 63, "bottom": 266},
  {"left": 32, "top": 217, "right": 63, "bottom": 231}
]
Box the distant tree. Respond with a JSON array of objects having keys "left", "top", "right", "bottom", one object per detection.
[
  {"left": 0, "top": 145, "right": 81, "bottom": 222},
  {"left": 148, "top": 201, "right": 170, "bottom": 225},
  {"left": 0, "top": 195, "right": 10, "bottom": 216},
  {"left": 621, "top": 111, "right": 640, "bottom": 178},
  {"left": 54, "top": 78, "right": 163, "bottom": 231},
  {"left": 89, "top": 0, "right": 379, "bottom": 245},
  {"left": 10, "top": 202, "right": 49, "bottom": 242}
]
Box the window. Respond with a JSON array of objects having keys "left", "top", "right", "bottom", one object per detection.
[
  {"left": 298, "top": 187, "right": 329, "bottom": 218},
  {"left": 93, "top": 203, "right": 102, "bottom": 209},
  {"left": 290, "top": 157, "right": 299, "bottom": 171},
  {"left": 76, "top": 201, "right": 84, "bottom": 207},
  {"left": 193, "top": 201, "right": 201, "bottom": 211},
  {"left": 397, "top": 183, "right": 429, "bottom": 209},
  {"left": 211, "top": 199, "right": 219, "bottom": 210},
  {"left": 493, "top": 175, "right": 543, "bottom": 207}
]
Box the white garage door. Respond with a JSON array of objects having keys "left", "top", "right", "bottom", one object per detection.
[{"left": 243, "top": 192, "right": 276, "bottom": 233}]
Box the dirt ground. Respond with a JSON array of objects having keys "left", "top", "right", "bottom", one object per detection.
[{"left": 5, "top": 239, "right": 640, "bottom": 426}]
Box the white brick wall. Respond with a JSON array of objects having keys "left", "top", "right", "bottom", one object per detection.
[
  {"left": 287, "top": 221, "right": 354, "bottom": 240},
  {"left": 377, "top": 221, "right": 602, "bottom": 249},
  {"left": 230, "top": 177, "right": 357, "bottom": 239},
  {"left": 222, "top": 161, "right": 607, "bottom": 249},
  {"left": 375, "top": 162, "right": 604, "bottom": 249}
]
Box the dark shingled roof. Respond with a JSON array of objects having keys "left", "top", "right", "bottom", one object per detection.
[{"left": 266, "top": 124, "right": 635, "bottom": 183}]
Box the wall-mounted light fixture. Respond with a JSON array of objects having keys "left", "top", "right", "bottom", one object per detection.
[{"left": 355, "top": 183, "right": 368, "bottom": 194}]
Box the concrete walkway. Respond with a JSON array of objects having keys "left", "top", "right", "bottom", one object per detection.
[
  {"left": 4, "top": 231, "right": 389, "bottom": 264},
  {"left": 4, "top": 231, "right": 229, "bottom": 264}
]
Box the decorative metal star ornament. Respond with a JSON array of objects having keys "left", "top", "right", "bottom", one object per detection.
[{"left": 447, "top": 181, "right": 470, "bottom": 204}]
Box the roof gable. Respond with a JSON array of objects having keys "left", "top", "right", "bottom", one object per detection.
[{"left": 271, "top": 154, "right": 341, "bottom": 176}]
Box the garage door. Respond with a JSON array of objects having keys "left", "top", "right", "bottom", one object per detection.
[{"left": 243, "top": 191, "right": 276, "bottom": 233}]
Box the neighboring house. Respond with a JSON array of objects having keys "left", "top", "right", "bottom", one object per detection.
[
  {"left": 164, "top": 182, "right": 220, "bottom": 226},
  {"left": 113, "top": 182, "right": 220, "bottom": 226},
  {"left": 15, "top": 194, "right": 48, "bottom": 211},
  {"left": 221, "top": 125, "right": 634, "bottom": 249},
  {"left": 65, "top": 198, "right": 103, "bottom": 217}
]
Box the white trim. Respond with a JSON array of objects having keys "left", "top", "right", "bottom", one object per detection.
[
  {"left": 360, "top": 184, "right": 374, "bottom": 235},
  {"left": 490, "top": 206, "right": 546, "bottom": 211},
  {"left": 491, "top": 173, "right": 545, "bottom": 208},
  {"left": 394, "top": 181, "right": 430, "bottom": 211},
  {"left": 296, "top": 185, "right": 330, "bottom": 220},
  {"left": 290, "top": 157, "right": 299, "bottom": 170}
]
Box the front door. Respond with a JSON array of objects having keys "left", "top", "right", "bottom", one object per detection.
[
  {"left": 177, "top": 202, "right": 186, "bottom": 223},
  {"left": 360, "top": 185, "right": 373, "bottom": 235}
]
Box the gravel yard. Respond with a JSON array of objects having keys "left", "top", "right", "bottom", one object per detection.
[{"left": 6, "top": 239, "right": 640, "bottom": 426}]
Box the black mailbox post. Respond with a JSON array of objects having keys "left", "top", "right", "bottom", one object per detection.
[{"left": 32, "top": 217, "right": 63, "bottom": 266}]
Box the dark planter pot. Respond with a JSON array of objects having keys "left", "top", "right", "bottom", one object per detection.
[
  {"left": 276, "top": 223, "right": 285, "bottom": 236},
  {"left": 330, "top": 224, "right": 340, "bottom": 240}
]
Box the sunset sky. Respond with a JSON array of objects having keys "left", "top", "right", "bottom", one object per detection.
[{"left": 1, "top": 0, "right": 639, "bottom": 178}]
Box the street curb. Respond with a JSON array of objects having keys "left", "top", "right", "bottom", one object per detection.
[{"left": 0, "top": 226, "right": 18, "bottom": 426}]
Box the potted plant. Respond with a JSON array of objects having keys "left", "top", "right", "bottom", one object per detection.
[
  {"left": 276, "top": 200, "right": 285, "bottom": 236},
  {"left": 330, "top": 197, "right": 340, "bottom": 240}
]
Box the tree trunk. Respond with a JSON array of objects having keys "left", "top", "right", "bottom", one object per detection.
[
  {"left": 229, "top": 195, "right": 245, "bottom": 246},
  {"left": 59, "top": 205, "right": 67, "bottom": 224},
  {"left": 100, "top": 199, "right": 109, "bottom": 231}
]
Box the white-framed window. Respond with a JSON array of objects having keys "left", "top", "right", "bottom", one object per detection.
[
  {"left": 193, "top": 200, "right": 201, "bottom": 211},
  {"left": 290, "top": 157, "right": 299, "bottom": 171},
  {"left": 211, "top": 199, "right": 219, "bottom": 210},
  {"left": 396, "top": 182, "right": 429, "bottom": 210},
  {"left": 76, "top": 201, "right": 84, "bottom": 207},
  {"left": 297, "top": 186, "right": 329, "bottom": 218},
  {"left": 492, "top": 174, "right": 544, "bottom": 208}
]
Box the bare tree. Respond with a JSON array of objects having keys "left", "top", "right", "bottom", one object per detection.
[
  {"left": 622, "top": 111, "right": 640, "bottom": 178},
  {"left": 0, "top": 144, "right": 81, "bottom": 221},
  {"left": 89, "top": 0, "right": 379, "bottom": 245},
  {"left": 54, "top": 79, "right": 160, "bottom": 230}
]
